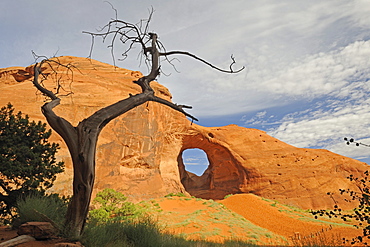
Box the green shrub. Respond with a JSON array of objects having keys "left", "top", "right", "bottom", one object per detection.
[
  {"left": 14, "top": 192, "right": 68, "bottom": 229},
  {"left": 89, "top": 188, "right": 143, "bottom": 224}
]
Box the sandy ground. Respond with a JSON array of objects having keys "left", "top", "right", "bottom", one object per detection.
[
  {"left": 219, "top": 194, "right": 362, "bottom": 244},
  {"left": 156, "top": 194, "right": 362, "bottom": 245},
  {"left": 0, "top": 193, "right": 364, "bottom": 246}
]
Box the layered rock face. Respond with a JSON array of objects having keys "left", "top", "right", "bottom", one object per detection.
[{"left": 0, "top": 56, "right": 368, "bottom": 210}]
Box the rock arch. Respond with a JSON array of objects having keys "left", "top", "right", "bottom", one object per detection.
[{"left": 178, "top": 132, "right": 248, "bottom": 200}]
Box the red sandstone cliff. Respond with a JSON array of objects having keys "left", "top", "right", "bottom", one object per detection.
[{"left": 0, "top": 56, "right": 367, "bottom": 209}]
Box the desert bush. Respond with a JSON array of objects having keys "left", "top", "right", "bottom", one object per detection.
[
  {"left": 311, "top": 170, "right": 370, "bottom": 245},
  {"left": 88, "top": 188, "right": 144, "bottom": 225},
  {"left": 14, "top": 192, "right": 69, "bottom": 229}
]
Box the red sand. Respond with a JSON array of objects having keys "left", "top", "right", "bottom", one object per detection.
[{"left": 219, "top": 194, "right": 362, "bottom": 243}]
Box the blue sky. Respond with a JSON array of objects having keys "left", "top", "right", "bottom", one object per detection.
[
  {"left": 182, "top": 149, "right": 209, "bottom": 176},
  {"left": 2, "top": 1, "right": 370, "bottom": 175}
]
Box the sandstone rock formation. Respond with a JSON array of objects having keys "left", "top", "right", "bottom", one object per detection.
[{"left": 0, "top": 56, "right": 368, "bottom": 210}]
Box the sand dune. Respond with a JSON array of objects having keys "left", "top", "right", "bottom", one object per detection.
[{"left": 153, "top": 194, "right": 362, "bottom": 245}]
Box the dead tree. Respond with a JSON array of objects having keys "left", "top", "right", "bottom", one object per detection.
[{"left": 31, "top": 11, "right": 244, "bottom": 238}]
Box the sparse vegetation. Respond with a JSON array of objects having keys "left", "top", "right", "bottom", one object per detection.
[
  {"left": 81, "top": 189, "right": 261, "bottom": 246},
  {"left": 164, "top": 192, "right": 187, "bottom": 198},
  {"left": 139, "top": 195, "right": 285, "bottom": 245}
]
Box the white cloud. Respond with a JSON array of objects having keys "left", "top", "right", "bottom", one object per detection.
[
  {"left": 268, "top": 95, "right": 370, "bottom": 159},
  {"left": 184, "top": 158, "right": 198, "bottom": 162},
  {"left": 242, "top": 111, "right": 267, "bottom": 125},
  {"left": 264, "top": 39, "right": 370, "bottom": 157},
  {"left": 184, "top": 164, "right": 209, "bottom": 167},
  {"left": 258, "top": 40, "right": 370, "bottom": 98},
  {"left": 350, "top": 0, "right": 370, "bottom": 28}
]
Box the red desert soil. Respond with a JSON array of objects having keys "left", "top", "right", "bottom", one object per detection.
[
  {"left": 155, "top": 194, "right": 363, "bottom": 245},
  {"left": 155, "top": 198, "right": 235, "bottom": 243},
  {"left": 219, "top": 194, "right": 362, "bottom": 243},
  {"left": 0, "top": 194, "right": 363, "bottom": 246}
]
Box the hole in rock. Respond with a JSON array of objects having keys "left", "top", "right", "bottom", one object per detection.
[
  {"left": 182, "top": 148, "right": 209, "bottom": 176},
  {"left": 178, "top": 135, "right": 249, "bottom": 200}
]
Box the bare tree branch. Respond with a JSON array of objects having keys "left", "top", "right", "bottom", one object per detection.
[
  {"left": 83, "top": 7, "right": 244, "bottom": 75},
  {"left": 150, "top": 96, "right": 198, "bottom": 121},
  {"left": 104, "top": 1, "right": 118, "bottom": 21},
  {"left": 32, "top": 63, "right": 58, "bottom": 100},
  {"left": 159, "top": 50, "right": 245, "bottom": 73},
  {"left": 31, "top": 54, "right": 76, "bottom": 100}
]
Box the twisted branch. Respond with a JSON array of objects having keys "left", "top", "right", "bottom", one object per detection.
[
  {"left": 159, "top": 50, "right": 245, "bottom": 73},
  {"left": 83, "top": 7, "right": 245, "bottom": 122}
]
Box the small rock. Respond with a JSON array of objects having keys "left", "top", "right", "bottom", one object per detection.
[{"left": 17, "top": 222, "right": 57, "bottom": 240}]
